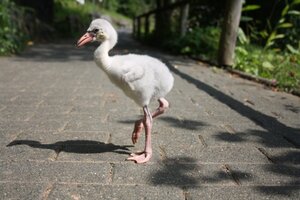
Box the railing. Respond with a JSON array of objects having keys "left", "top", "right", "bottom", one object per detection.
[{"left": 133, "top": 0, "right": 190, "bottom": 39}]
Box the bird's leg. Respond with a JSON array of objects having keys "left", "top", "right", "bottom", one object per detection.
[
  {"left": 131, "top": 119, "right": 143, "bottom": 144},
  {"left": 151, "top": 97, "right": 169, "bottom": 118},
  {"left": 131, "top": 98, "right": 169, "bottom": 144},
  {"left": 127, "top": 106, "right": 153, "bottom": 163}
]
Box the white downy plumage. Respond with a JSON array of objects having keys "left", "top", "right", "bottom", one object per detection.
[{"left": 77, "top": 19, "right": 174, "bottom": 163}]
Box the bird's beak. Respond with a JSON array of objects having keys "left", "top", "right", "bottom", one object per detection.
[{"left": 77, "top": 32, "right": 94, "bottom": 47}]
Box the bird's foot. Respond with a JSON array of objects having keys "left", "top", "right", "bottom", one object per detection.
[
  {"left": 131, "top": 120, "right": 144, "bottom": 144},
  {"left": 126, "top": 151, "right": 152, "bottom": 164}
]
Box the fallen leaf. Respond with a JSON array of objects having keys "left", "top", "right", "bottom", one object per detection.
[{"left": 244, "top": 98, "right": 255, "bottom": 106}]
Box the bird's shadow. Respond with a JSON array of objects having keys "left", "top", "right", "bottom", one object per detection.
[{"left": 7, "top": 140, "right": 132, "bottom": 155}]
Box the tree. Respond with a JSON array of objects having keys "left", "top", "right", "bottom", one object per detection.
[
  {"left": 180, "top": 2, "right": 189, "bottom": 37},
  {"left": 218, "top": 0, "right": 243, "bottom": 66}
]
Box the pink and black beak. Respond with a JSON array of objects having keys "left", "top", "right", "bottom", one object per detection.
[{"left": 76, "top": 32, "right": 94, "bottom": 47}]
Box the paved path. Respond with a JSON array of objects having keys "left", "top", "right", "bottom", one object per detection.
[{"left": 0, "top": 31, "right": 299, "bottom": 199}]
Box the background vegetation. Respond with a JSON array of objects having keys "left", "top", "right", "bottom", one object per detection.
[
  {"left": 134, "top": 0, "right": 300, "bottom": 93},
  {"left": 0, "top": 0, "right": 138, "bottom": 55},
  {"left": 0, "top": 0, "right": 299, "bottom": 93},
  {"left": 0, "top": 0, "right": 32, "bottom": 54}
]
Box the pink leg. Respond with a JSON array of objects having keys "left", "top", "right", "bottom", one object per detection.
[
  {"left": 127, "top": 106, "right": 153, "bottom": 163},
  {"left": 131, "top": 98, "right": 169, "bottom": 144},
  {"left": 131, "top": 119, "right": 143, "bottom": 144},
  {"left": 152, "top": 97, "right": 169, "bottom": 118}
]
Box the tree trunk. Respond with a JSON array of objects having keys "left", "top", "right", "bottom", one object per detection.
[
  {"left": 218, "top": 0, "right": 243, "bottom": 66},
  {"left": 180, "top": 3, "right": 189, "bottom": 37}
]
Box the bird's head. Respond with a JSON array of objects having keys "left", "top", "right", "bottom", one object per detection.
[{"left": 77, "top": 18, "right": 117, "bottom": 49}]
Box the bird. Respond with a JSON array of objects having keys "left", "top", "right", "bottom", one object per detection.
[{"left": 77, "top": 18, "right": 174, "bottom": 163}]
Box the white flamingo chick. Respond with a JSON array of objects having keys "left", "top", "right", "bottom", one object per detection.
[{"left": 77, "top": 19, "right": 174, "bottom": 163}]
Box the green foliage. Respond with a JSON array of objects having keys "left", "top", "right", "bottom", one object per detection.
[
  {"left": 264, "top": 0, "right": 300, "bottom": 50},
  {"left": 101, "top": 0, "right": 153, "bottom": 18},
  {"left": 240, "top": 0, "right": 300, "bottom": 51},
  {"left": 133, "top": 0, "right": 300, "bottom": 92},
  {"left": 0, "top": 0, "right": 31, "bottom": 55},
  {"left": 53, "top": 0, "right": 131, "bottom": 38},
  {"left": 235, "top": 42, "right": 300, "bottom": 92},
  {"left": 53, "top": 0, "right": 98, "bottom": 37},
  {"left": 233, "top": 0, "right": 300, "bottom": 92},
  {"left": 242, "top": 4, "right": 261, "bottom": 12},
  {"left": 162, "top": 27, "right": 220, "bottom": 62},
  {"left": 120, "top": 0, "right": 150, "bottom": 17},
  {"left": 101, "top": 0, "right": 119, "bottom": 12}
]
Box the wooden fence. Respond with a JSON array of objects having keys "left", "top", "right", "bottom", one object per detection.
[
  {"left": 133, "top": 0, "right": 243, "bottom": 67},
  {"left": 133, "top": 0, "right": 190, "bottom": 39}
]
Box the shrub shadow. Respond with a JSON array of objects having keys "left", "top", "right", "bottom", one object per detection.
[
  {"left": 214, "top": 129, "right": 295, "bottom": 148},
  {"left": 149, "top": 157, "right": 253, "bottom": 189},
  {"left": 158, "top": 116, "right": 208, "bottom": 130},
  {"left": 158, "top": 57, "right": 300, "bottom": 147},
  {"left": 118, "top": 116, "right": 208, "bottom": 131}
]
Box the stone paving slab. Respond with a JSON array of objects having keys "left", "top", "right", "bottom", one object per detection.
[
  {"left": 0, "top": 183, "right": 47, "bottom": 200},
  {"left": 261, "top": 148, "right": 300, "bottom": 164},
  {"left": 112, "top": 162, "right": 234, "bottom": 186},
  {"left": 198, "top": 128, "right": 294, "bottom": 148},
  {"left": 229, "top": 164, "right": 300, "bottom": 186},
  {"left": 0, "top": 144, "right": 54, "bottom": 161},
  {"left": 0, "top": 130, "right": 21, "bottom": 146},
  {"left": 48, "top": 184, "right": 184, "bottom": 200},
  {"left": 0, "top": 160, "right": 111, "bottom": 184},
  {"left": 187, "top": 186, "right": 300, "bottom": 200},
  {"left": 161, "top": 146, "right": 269, "bottom": 164},
  {"left": 0, "top": 31, "right": 299, "bottom": 199}
]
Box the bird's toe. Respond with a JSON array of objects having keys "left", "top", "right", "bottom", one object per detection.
[{"left": 127, "top": 152, "right": 152, "bottom": 164}]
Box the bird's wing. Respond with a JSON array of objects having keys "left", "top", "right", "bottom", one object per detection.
[{"left": 121, "top": 66, "right": 145, "bottom": 90}]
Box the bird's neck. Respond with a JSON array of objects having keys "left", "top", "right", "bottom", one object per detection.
[{"left": 94, "top": 40, "right": 112, "bottom": 72}]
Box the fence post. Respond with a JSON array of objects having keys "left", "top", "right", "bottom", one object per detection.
[
  {"left": 133, "top": 18, "right": 136, "bottom": 37},
  {"left": 218, "top": 0, "right": 243, "bottom": 67},
  {"left": 145, "top": 14, "right": 150, "bottom": 37},
  {"left": 137, "top": 17, "right": 141, "bottom": 39}
]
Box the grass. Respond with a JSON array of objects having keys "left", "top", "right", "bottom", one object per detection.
[{"left": 234, "top": 44, "right": 300, "bottom": 92}]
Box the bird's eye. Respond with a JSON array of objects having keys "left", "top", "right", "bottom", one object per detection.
[{"left": 93, "top": 29, "right": 99, "bottom": 33}]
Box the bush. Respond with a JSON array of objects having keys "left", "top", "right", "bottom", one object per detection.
[
  {"left": 235, "top": 43, "right": 300, "bottom": 92},
  {"left": 53, "top": 0, "right": 131, "bottom": 38},
  {"left": 0, "top": 0, "right": 32, "bottom": 55},
  {"left": 235, "top": 0, "right": 300, "bottom": 92},
  {"left": 53, "top": 0, "right": 95, "bottom": 38},
  {"left": 162, "top": 27, "right": 220, "bottom": 62},
  {"left": 116, "top": 0, "right": 151, "bottom": 18}
]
